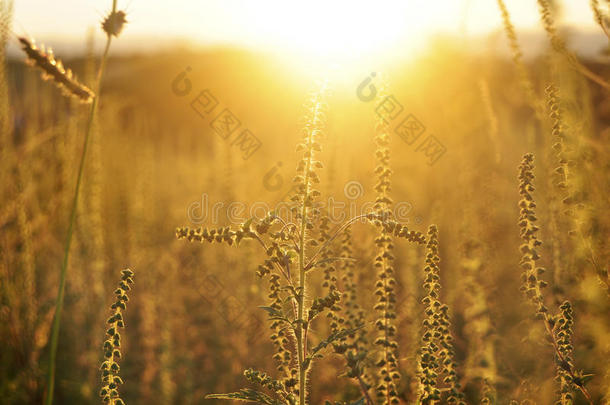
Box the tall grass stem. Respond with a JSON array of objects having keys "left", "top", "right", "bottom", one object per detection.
[{"left": 44, "top": 14, "right": 115, "bottom": 405}]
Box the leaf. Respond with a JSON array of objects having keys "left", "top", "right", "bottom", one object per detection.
[
  {"left": 305, "top": 326, "right": 366, "bottom": 369},
  {"left": 573, "top": 372, "right": 595, "bottom": 387},
  {"left": 305, "top": 257, "right": 357, "bottom": 272},
  {"left": 280, "top": 285, "right": 298, "bottom": 297},
  {"left": 258, "top": 306, "right": 283, "bottom": 318},
  {"left": 206, "top": 389, "right": 284, "bottom": 405},
  {"left": 243, "top": 218, "right": 254, "bottom": 229},
  {"left": 258, "top": 306, "right": 290, "bottom": 323}
]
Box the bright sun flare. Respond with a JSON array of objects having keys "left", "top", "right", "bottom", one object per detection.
[{"left": 237, "top": 0, "right": 433, "bottom": 63}]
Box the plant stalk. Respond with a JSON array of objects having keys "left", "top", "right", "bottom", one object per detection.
[
  {"left": 44, "top": 25, "right": 114, "bottom": 405},
  {"left": 297, "top": 141, "right": 310, "bottom": 405},
  {"left": 296, "top": 92, "right": 323, "bottom": 405}
]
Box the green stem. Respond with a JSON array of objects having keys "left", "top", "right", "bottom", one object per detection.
[
  {"left": 44, "top": 28, "right": 114, "bottom": 405},
  {"left": 297, "top": 93, "right": 323, "bottom": 405},
  {"left": 297, "top": 145, "right": 310, "bottom": 405}
]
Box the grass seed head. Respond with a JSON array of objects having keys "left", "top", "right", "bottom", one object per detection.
[
  {"left": 102, "top": 10, "right": 127, "bottom": 37},
  {"left": 18, "top": 37, "right": 94, "bottom": 103}
]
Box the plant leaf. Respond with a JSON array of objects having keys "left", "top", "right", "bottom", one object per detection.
[
  {"left": 305, "top": 326, "right": 365, "bottom": 369},
  {"left": 206, "top": 388, "right": 284, "bottom": 405},
  {"left": 258, "top": 306, "right": 283, "bottom": 318}
]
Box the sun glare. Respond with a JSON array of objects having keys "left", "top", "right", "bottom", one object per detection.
[
  {"left": 216, "top": 0, "right": 457, "bottom": 81},
  {"left": 239, "top": 1, "right": 432, "bottom": 64}
]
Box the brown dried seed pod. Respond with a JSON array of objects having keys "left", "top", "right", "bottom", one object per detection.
[{"left": 102, "top": 10, "right": 127, "bottom": 38}]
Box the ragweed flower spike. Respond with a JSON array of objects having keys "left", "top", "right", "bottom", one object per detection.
[
  {"left": 517, "top": 153, "right": 547, "bottom": 312},
  {"left": 517, "top": 154, "right": 594, "bottom": 405},
  {"left": 496, "top": 0, "right": 538, "bottom": 111},
  {"left": 102, "top": 10, "right": 127, "bottom": 37},
  {"left": 537, "top": 0, "right": 610, "bottom": 90},
  {"left": 18, "top": 37, "right": 94, "bottom": 103},
  {"left": 545, "top": 85, "right": 572, "bottom": 203},
  {"left": 418, "top": 225, "right": 466, "bottom": 405},
  {"left": 99, "top": 269, "right": 134, "bottom": 405},
  {"left": 371, "top": 81, "right": 401, "bottom": 405},
  {"left": 176, "top": 226, "right": 239, "bottom": 246},
  {"left": 555, "top": 301, "right": 576, "bottom": 404}
]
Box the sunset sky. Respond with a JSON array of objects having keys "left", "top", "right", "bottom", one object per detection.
[{"left": 13, "top": 0, "right": 602, "bottom": 57}]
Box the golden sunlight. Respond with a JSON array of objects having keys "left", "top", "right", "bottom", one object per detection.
[
  {"left": 244, "top": 1, "right": 416, "bottom": 59},
  {"left": 6, "top": 0, "right": 610, "bottom": 404}
]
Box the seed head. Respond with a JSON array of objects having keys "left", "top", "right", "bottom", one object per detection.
[
  {"left": 102, "top": 10, "right": 127, "bottom": 37},
  {"left": 18, "top": 37, "right": 94, "bottom": 103},
  {"left": 99, "top": 268, "right": 134, "bottom": 404}
]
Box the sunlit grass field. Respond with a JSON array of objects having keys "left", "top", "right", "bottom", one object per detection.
[{"left": 1, "top": 1, "right": 609, "bottom": 404}]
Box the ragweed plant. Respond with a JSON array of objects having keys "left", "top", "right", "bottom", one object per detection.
[
  {"left": 537, "top": 0, "right": 610, "bottom": 90},
  {"left": 371, "top": 85, "right": 400, "bottom": 405},
  {"left": 335, "top": 227, "right": 373, "bottom": 404},
  {"left": 545, "top": 84, "right": 571, "bottom": 288},
  {"left": 417, "top": 225, "right": 465, "bottom": 405},
  {"left": 545, "top": 85, "right": 609, "bottom": 293},
  {"left": 178, "top": 83, "right": 335, "bottom": 405},
  {"left": 546, "top": 86, "right": 571, "bottom": 206},
  {"left": 176, "top": 83, "right": 425, "bottom": 405},
  {"left": 517, "top": 153, "right": 593, "bottom": 405},
  {"left": 99, "top": 269, "right": 134, "bottom": 405}
]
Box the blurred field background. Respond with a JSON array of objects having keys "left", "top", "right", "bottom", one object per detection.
[{"left": 1, "top": 1, "right": 609, "bottom": 404}]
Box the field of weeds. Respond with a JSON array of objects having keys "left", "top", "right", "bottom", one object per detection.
[{"left": 1, "top": 1, "right": 609, "bottom": 404}]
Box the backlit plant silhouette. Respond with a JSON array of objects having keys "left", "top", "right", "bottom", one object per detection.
[{"left": 176, "top": 83, "right": 426, "bottom": 405}]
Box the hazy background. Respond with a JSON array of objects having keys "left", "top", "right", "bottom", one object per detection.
[{"left": 9, "top": 0, "right": 609, "bottom": 57}]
